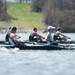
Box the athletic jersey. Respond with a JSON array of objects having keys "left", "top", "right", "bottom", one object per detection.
[
  {"left": 29, "top": 32, "right": 41, "bottom": 42},
  {"left": 10, "top": 33, "right": 16, "bottom": 39},
  {"left": 46, "top": 32, "right": 53, "bottom": 42},
  {"left": 5, "top": 28, "right": 11, "bottom": 42},
  {"left": 5, "top": 32, "right": 10, "bottom": 42},
  {"left": 8, "top": 32, "right": 17, "bottom": 45},
  {"left": 53, "top": 31, "right": 63, "bottom": 41}
]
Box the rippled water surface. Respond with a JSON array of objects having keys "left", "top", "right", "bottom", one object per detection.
[{"left": 0, "top": 33, "right": 75, "bottom": 75}]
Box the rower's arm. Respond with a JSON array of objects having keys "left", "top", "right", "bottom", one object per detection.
[
  {"left": 15, "top": 35, "right": 21, "bottom": 39},
  {"left": 37, "top": 34, "right": 45, "bottom": 39},
  {"left": 60, "top": 33, "right": 70, "bottom": 39}
]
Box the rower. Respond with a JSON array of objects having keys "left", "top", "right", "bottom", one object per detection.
[
  {"left": 29, "top": 27, "right": 45, "bottom": 42},
  {"left": 5, "top": 27, "right": 11, "bottom": 42},
  {"left": 53, "top": 27, "right": 70, "bottom": 43},
  {"left": 8, "top": 27, "right": 22, "bottom": 46},
  {"left": 46, "top": 26, "right": 57, "bottom": 45}
]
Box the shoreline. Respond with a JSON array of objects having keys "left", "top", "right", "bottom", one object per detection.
[
  {"left": 0, "top": 28, "right": 75, "bottom": 33},
  {"left": 0, "top": 28, "right": 44, "bottom": 33}
]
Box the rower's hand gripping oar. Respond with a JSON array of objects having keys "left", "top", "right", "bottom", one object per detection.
[{"left": 61, "top": 34, "right": 71, "bottom": 39}]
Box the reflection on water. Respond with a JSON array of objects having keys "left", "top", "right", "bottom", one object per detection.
[{"left": 0, "top": 33, "right": 75, "bottom": 75}]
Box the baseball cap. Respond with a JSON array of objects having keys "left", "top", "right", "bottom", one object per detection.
[{"left": 47, "top": 26, "right": 55, "bottom": 30}]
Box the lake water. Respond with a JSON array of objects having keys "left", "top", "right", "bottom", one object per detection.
[{"left": 0, "top": 33, "right": 75, "bottom": 75}]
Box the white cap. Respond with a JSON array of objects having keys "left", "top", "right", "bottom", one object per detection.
[{"left": 47, "top": 26, "right": 55, "bottom": 30}]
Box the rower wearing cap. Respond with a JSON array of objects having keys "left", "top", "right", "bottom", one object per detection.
[{"left": 46, "top": 26, "right": 56, "bottom": 44}]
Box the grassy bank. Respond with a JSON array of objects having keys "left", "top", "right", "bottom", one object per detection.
[{"left": 0, "top": 3, "right": 45, "bottom": 30}]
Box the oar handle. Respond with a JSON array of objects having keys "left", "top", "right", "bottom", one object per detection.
[{"left": 62, "top": 34, "right": 71, "bottom": 39}]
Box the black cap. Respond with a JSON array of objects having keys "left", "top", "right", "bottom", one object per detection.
[
  {"left": 12, "top": 27, "right": 17, "bottom": 30},
  {"left": 33, "top": 27, "right": 37, "bottom": 31},
  {"left": 11, "top": 27, "right": 17, "bottom": 32},
  {"left": 57, "top": 27, "right": 61, "bottom": 31}
]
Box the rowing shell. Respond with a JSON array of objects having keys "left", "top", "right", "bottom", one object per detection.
[{"left": 0, "top": 41, "right": 75, "bottom": 50}]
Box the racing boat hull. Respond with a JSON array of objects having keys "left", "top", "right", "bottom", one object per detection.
[{"left": 0, "top": 41, "right": 74, "bottom": 50}]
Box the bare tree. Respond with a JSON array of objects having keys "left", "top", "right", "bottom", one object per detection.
[
  {"left": 31, "top": 0, "right": 75, "bottom": 32},
  {"left": 0, "top": 0, "right": 10, "bottom": 21},
  {"left": 43, "top": 0, "right": 75, "bottom": 32},
  {"left": 31, "top": 0, "right": 47, "bottom": 12}
]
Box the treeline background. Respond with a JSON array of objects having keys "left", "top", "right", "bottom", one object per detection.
[
  {"left": 0, "top": 0, "right": 75, "bottom": 32},
  {"left": 32, "top": 0, "right": 75, "bottom": 32}
]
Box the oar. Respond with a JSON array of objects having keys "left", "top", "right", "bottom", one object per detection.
[
  {"left": 61, "top": 34, "right": 71, "bottom": 39},
  {"left": 69, "top": 40, "right": 75, "bottom": 44},
  {"left": 43, "top": 29, "right": 48, "bottom": 33}
]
